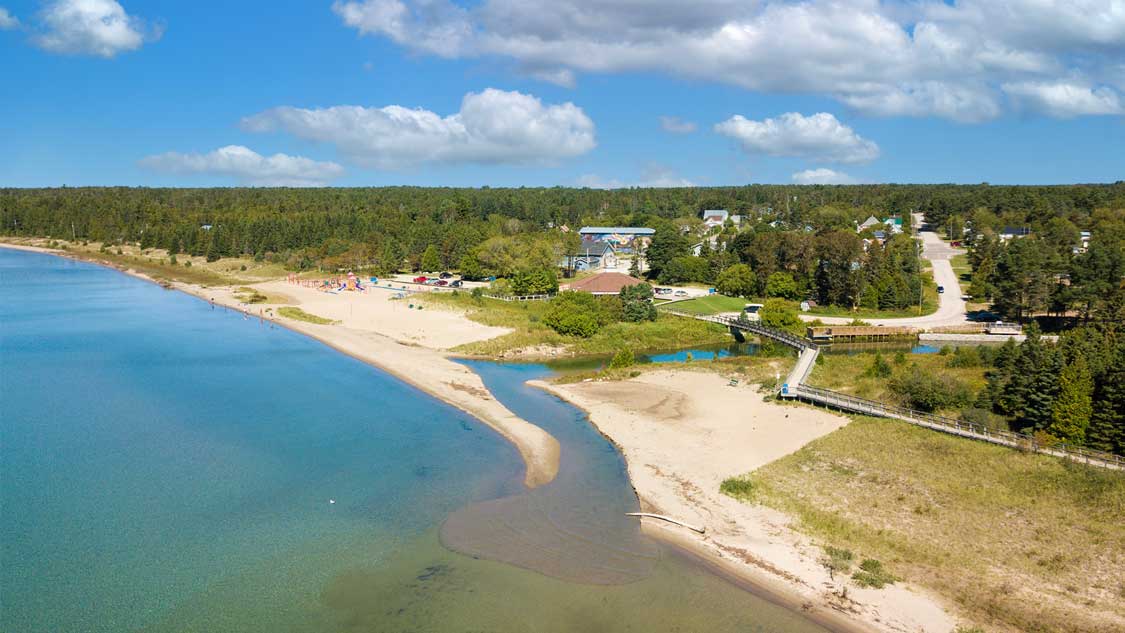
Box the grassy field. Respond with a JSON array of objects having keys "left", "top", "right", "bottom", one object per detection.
[
  {"left": 277, "top": 306, "right": 336, "bottom": 325},
  {"left": 420, "top": 292, "right": 732, "bottom": 357},
  {"left": 807, "top": 349, "right": 988, "bottom": 410},
  {"left": 721, "top": 416, "right": 1125, "bottom": 633},
  {"left": 658, "top": 294, "right": 748, "bottom": 315}
]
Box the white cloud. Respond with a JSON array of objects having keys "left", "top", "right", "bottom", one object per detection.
[
  {"left": 0, "top": 7, "right": 19, "bottom": 30},
  {"left": 335, "top": 0, "right": 1125, "bottom": 121},
  {"left": 33, "top": 0, "right": 158, "bottom": 57},
  {"left": 139, "top": 146, "right": 344, "bottom": 187},
  {"left": 577, "top": 165, "right": 694, "bottom": 189},
  {"left": 659, "top": 116, "right": 697, "bottom": 134},
  {"left": 791, "top": 168, "right": 856, "bottom": 185},
  {"left": 242, "top": 88, "right": 596, "bottom": 169},
  {"left": 1002, "top": 81, "right": 1125, "bottom": 118},
  {"left": 715, "top": 112, "right": 880, "bottom": 164}
]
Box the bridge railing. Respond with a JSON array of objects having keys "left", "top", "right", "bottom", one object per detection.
[{"left": 794, "top": 384, "right": 1124, "bottom": 470}]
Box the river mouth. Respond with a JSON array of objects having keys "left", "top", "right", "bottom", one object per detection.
[{"left": 1, "top": 248, "right": 834, "bottom": 633}]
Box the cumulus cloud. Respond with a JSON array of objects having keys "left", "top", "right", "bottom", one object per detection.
[
  {"left": 659, "top": 116, "right": 697, "bottom": 134},
  {"left": 0, "top": 7, "right": 19, "bottom": 30},
  {"left": 791, "top": 168, "right": 856, "bottom": 185},
  {"left": 715, "top": 112, "right": 880, "bottom": 164},
  {"left": 577, "top": 165, "right": 695, "bottom": 189},
  {"left": 139, "top": 146, "right": 344, "bottom": 186},
  {"left": 33, "top": 0, "right": 159, "bottom": 57},
  {"left": 242, "top": 88, "right": 596, "bottom": 169},
  {"left": 335, "top": 0, "right": 1125, "bottom": 121},
  {"left": 1002, "top": 81, "right": 1125, "bottom": 118}
]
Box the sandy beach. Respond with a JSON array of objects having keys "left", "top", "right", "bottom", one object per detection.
[
  {"left": 0, "top": 242, "right": 560, "bottom": 489},
  {"left": 534, "top": 370, "right": 957, "bottom": 633}
]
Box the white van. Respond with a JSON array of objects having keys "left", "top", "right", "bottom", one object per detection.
[{"left": 743, "top": 303, "right": 764, "bottom": 322}]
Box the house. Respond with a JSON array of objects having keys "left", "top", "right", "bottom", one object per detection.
[
  {"left": 999, "top": 226, "right": 1031, "bottom": 242},
  {"left": 858, "top": 215, "right": 881, "bottom": 232},
  {"left": 702, "top": 209, "right": 729, "bottom": 229},
  {"left": 578, "top": 227, "right": 655, "bottom": 253},
  {"left": 873, "top": 230, "right": 887, "bottom": 242},
  {"left": 568, "top": 240, "right": 620, "bottom": 271},
  {"left": 561, "top": 272, "right": 647, "bottom": 296},
  {"left": 1074, "top": 230, "right": 1092, "bottom": 254},
  {"left": 884, "top": 217, "right": 904, "bottom": 234}
]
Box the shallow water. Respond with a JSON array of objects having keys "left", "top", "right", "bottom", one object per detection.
[{"left": 1, "top": 248, "right": 830, "bottom": 633}]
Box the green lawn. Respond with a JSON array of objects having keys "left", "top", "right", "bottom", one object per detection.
[
  {"left": 657, "top": 294, "right": 749, "bottom": 315},
  {"left": 721, "top": 416, "right": 1125, "bottom": 633}
]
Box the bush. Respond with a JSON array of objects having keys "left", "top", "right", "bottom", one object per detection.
[
  {"left": 893, "top": 350, "right": 907, "bottom": 365},
  {"left": 864, "top": 353, "right": 893, "bottom": 378},
  {"left": 543, "top": 291, "right": 610, "bottom": 338},
  {"left": 510, "top": 267, "right": 558, "bottom": 296},
  {"left": 948, "top": 346, "right": 982, "bottom": 368},
  {"left": 659, "top": 255, "right": 711, "bottom": 284},
  {"left": 889, "top": 365, "right": 973, "bottom": 412},
  {"left": 822, "top": 546, "right": 855, "bottom": 575},
  {"left": 609, "top": 348, "right": 635, "bottom": 369},
  {"left": 852, "top": 558, "right": 897, "bottom": 588}
]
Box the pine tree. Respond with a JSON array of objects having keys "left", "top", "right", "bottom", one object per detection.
[
  {"left": 1087, "top": 349, "right": 1125, "bottom": 455},
  {"left": 1046, "top": 357, "right": 1093, "bottom": 445},
  {"left": 420, "top": 244, "right": 441, "bottom": 272}
]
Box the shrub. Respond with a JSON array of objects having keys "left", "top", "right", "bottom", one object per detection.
[
  {"left": 609, "top": 348, "right": 635, "bottom": 369},
  {"left": 948, "top": 346, "right": 982, "bottom": 368},
  {"left": 939, "top": 344, "right": 953, "bottom": 356},
  {"left": 510, "top": 267, "right": 558, "bottom": 296},
  {"left": 543, "top": 291, "right": 609, "bottom": 338},
  {"left": 893, "top": 351, "right": 907, "bottom": 365},
  {"left": 889, "top": 365, "right": 973, "bottom": 412},
  {"left": 852, "top": 558, "right": 897, "bottom": 588},
  {"left": 822, "top": 546, "right": 855, "bottom": 575},
  {"left": 864, "top": 353, "right": 893, "bottom": 378}
]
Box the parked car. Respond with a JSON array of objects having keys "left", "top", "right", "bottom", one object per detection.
[
  {"left": 439, "top": 271, "right": 453, "bottom": 279},
  {"left": 450, "top": 280, "right": 464, "bottom": 288},
  {"left": 674, "top": 290, "right": 689, "bottom": 297},
  {"left": 655, "top": 287, "right": 673, "bottom": 295},
  {"left": 413, "top": 276, "right": 428, "bottom": 283},
  {"left": 433, "top": 280, "right": 449, "bottom": 286},
  {"left": 937, "top": 285, "right": 945, "bottom": 294}
]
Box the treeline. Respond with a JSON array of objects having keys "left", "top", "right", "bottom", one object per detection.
[{"left": 952, "top": 204, "right": 1124, "bottom": 322}]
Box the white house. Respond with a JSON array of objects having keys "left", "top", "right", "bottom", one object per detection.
[{"left": 702, "top": 209, "right": 729, "bottom": 229}]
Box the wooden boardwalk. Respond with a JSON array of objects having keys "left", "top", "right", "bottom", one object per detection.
[{"left": 664, "top": 310, "right": 1124, "bottom": 471}]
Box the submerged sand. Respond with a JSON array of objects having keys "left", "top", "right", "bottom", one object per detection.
[{"left": 534, "top": 371, "right": 957, "bottom": 633}]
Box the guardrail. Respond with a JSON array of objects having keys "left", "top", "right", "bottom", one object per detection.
[
  {"left": 482, "top": 293, "right": 553, "bottom": 302},
  {"left": 794, "top": 384, "right": 1123, "bottom": 470}
]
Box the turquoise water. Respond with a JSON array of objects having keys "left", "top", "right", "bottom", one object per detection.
[{"left": 1, "top": 248, "right": 830, "bottom": 633}]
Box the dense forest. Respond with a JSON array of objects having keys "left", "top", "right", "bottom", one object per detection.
[{"left": 3, "top": 183, "right": 1121, "bottom": 310}]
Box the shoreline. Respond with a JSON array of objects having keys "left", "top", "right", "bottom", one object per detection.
[
  {"left": 0, "top": 242, "right": 560, "bottom": 489},
  {"left": 530, "top": 374, "right": 958, "bottom": 633}
]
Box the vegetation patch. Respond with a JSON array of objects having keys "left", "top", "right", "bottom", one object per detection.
[{"left": 277, "top": 307, "right": 335, "bottom": 325}]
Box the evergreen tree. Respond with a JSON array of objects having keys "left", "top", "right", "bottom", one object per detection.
[
  {"left": 420, "top": 244, "right": 441, "bottom": 272},
  {"left": 1046, "top": 357, "right": 1093, "bottom": 444},
  {"left": 1087, "top": 348, "right": 1125, "bottom": 455},
  {"left": 645, "top": 225, "right": 689, "bottom": 279}
]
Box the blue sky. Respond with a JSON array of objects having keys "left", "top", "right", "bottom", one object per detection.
[{"left": 2, "top": 0, "right": 1124, "bottom": 188}]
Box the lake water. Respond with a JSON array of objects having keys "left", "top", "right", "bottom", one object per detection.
[{"left": 1, "top": 248, "right": 830, "bottom": 633}]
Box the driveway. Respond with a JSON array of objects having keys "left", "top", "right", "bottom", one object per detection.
[{"left": 799, "top": 213, "right": 970, "bottom": 329}]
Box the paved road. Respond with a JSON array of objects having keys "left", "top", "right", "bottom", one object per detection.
[{"left": 799, "top": 212, "right": 970, "bottom": 328}]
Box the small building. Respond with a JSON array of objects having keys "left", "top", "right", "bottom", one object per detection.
[
  {"left": 561, "top": 272, "right": 647, "bottom": 296},
  {"left": 568, "top": 240, "right": 619, "bottom": 271},
  {"left": 858, "top": 215, "right": 882, "bottom": 232},
  {"left": 1074, "top": 230, "right": 1092, "bottom": 254},
  {"left": 578, "top": 227, "right": 655, "bottom": 253},
  {"left": 702, "top": 209, "right": 730, "bottom": 229},
  {"left": 884, "top": 217, "right": 904, "bottom": 234}
]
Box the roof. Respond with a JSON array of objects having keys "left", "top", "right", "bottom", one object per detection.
[
  {"left": 579, "top": 226, "right": 655, "bottom": 235},
  {"left": 702, "top": 209, "right": 729, "bottom": 219},
  {"left": 562, "top": 272, "right": 647, "bottom": 295},
  {"left": 1001, "top": 226, "right": 1031, "bottom": 236},
  {"left": 858, "top": 215, "right": 881, "bottom": 229}
]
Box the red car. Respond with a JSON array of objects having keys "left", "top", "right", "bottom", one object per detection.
[
  {"left": 433, "top": 280, "right": 449, "bottom": 287},
  {"left": 413, "top": 276, "right": 428, "bottom": 283}
]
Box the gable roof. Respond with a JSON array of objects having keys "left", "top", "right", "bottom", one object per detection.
[
  {"left": 578, "top": 226, "right": 655, "bottom": 235},
  {"left": 562, "top": 272, "right": 646, "bottom": 295}
]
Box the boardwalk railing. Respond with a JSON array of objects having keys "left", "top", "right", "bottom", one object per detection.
[{"left": 662, "top": 309, "right": 1124, "bottom": 471}]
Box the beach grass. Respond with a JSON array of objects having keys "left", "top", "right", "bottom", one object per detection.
[
  {"left": 722, "top": 416, "right": 1125, "bottom": 633},
  {"left": 419, "top": 292, "right": 732, "bottom": 357},
  {"left": 277, "top": 306, "right": 336, "bottom": 325}
]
